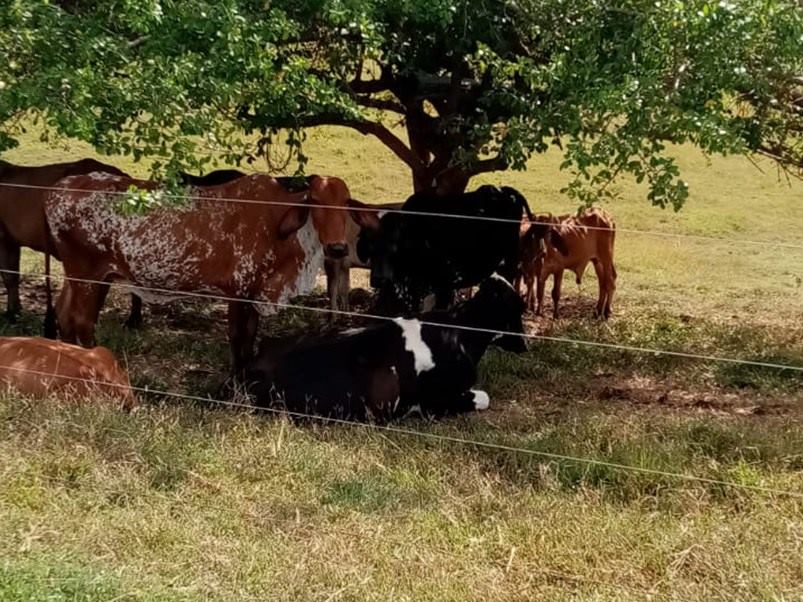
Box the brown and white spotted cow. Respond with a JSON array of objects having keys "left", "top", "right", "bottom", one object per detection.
[
  {"left": 0, "top": 336, "right": 135, "bottom": 410},
  {"left": 45, "top": 172, "right": 378, "bottom": 372},
  {"left": 519, "top": 207, "right": 617, "bottom": 319}
]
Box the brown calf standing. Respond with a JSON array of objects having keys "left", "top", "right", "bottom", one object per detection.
[
  {"left": 520, "top": 208, "right": 617, "bottom": 319},
  {"left": 0, "top": 336, "right": 135, "bottom": 410}
]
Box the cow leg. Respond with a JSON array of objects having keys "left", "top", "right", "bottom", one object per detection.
[
  {"left": 593, "top": 259, "right": 616, "bottom": 320},
  {"left": 535, "top": 274, "right": 547, "bottom": 316},
  {"left": 124, "top": 294, "right": 144, "bottom": 329},
  {"left": 523, "top": 271, "right": 535, "bottom": 313},
  {"left": 605, "top": 262, "right": 617, "bottom": 319},
  {"left": 325, "top": 259, "right": 351, "bottom": 320},
  {"left": 592, "top": 260, "right": 607, "bottom": 319},
  {"left": 0, "top": 238, "right": 22, "bottom": 319},
  {"left": 56, "top": 279, "right": 108, "bottom": 347},
  {"left": 551, "top": 270, "right": 564, "bottom": 319},
  {"left": 228, "top": 301, "right": 259, "bottom": 376},
  {"left": 338, "top": 264, "right": 351, "bottom": 313},
  {"left": 324, "top": 258, "right": 338, "bottom": 320},
  {"left": 422, "top": 389, "right": 490, "bottom": 418}
]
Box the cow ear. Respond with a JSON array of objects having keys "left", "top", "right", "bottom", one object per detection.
[
  {"left": 278, "top": 204, "right": 310, "bottom": 239},
  {"left": 549, "top": 229, "right": 570, "bottom": 256},
  {"left": 348, "top": 198, "right": 380, "bottom": 230}
]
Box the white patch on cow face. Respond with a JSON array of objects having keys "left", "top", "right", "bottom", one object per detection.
[
  {"left": 471, "top": 389, "right": 490, "bottom": 411},
  {"left": 490, "top": 272, "right": 515, "bottom": 290},
  {"left": 393, "top": 318, "right": 435, "bottom": 375}
]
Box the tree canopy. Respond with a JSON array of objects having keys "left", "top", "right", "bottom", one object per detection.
[{"left": 1, "top": 0, "right": 801, "bottom": 205}]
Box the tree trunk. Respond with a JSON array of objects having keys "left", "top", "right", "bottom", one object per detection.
[{"left": 406, "top": 114, "right": 470, "bottom": 196}]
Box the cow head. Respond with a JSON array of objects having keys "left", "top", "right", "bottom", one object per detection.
[
  {"left": 524, "top": 222, "right": 569, "bottom": 259},
  {"left": 483, "top": 275, "right": 528, "bottom": 353},
  {"left": 278, "top": 176, "right": 379, "bottom": 260},
  {"left": 451, "top": 274, "right": 526, "bottom": 353}
]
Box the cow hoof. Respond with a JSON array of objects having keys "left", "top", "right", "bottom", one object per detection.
[{"left": 471, "top": 390, "right": 490, "bottom": 411}]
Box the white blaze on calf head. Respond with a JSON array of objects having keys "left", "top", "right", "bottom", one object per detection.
[{"left": 393, "top": 318, "right": 435, "bottom": 375}]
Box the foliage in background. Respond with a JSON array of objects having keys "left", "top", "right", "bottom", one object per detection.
[{"left": 0, "top": 0, "right": 801, "bottom": 203}]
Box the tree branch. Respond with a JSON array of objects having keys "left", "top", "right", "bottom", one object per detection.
[
  {"left": 355, "top": 96, "right": 407, "bottom": 114},
  {"left": 468, "top": 155, "right": 509, "bottom": 175},
  {"left": 241, "top": 110, "right": 423, "bottom": 171},
  {"left": 348, "top": 119, "right": 425, "bottom": 170},
  {"left": 755, "top": 144, "right": 803, "bottom": 180},
  {"left": 348, "top": 72, "right": 393, "bottom": 95}
]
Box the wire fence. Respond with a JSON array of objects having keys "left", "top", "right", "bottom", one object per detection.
[
  {"left": 2, "top": 180, "right": 803, "bottom": 250},
  {"left": 2, "top": 163, "right": 802, "bottom": 594},
  {"left": 3, "top": 267, "right": 802, "bottom": 373},
  {"left": 1, "top": 362, "right": 801, "bottom": 500}
]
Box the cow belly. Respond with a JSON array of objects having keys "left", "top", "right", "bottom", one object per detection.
[{"left": 124, "top": 282, "right": 191, "bottom": 305}]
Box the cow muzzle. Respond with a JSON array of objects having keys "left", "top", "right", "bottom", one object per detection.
[{"left": 325, "top": 243, "right": 349, "bottom": 259}]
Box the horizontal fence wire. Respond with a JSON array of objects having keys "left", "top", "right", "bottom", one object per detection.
[
  {"left": 4, "top": 267, "right": 803, "bottom": 373},
  {"left": 1, "top": 180, "right": 802, "bottom": 250},
  {"left": 0, "top": 362, "right": 801, "bottom": 499}
]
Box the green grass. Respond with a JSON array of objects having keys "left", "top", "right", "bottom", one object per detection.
[{"left": 0, "top": 124, "right": 802, "bottom": 600}]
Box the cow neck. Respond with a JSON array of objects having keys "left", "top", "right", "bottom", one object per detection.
[{"left": 449, "top": 303, "right": 498, "bottom": 364}]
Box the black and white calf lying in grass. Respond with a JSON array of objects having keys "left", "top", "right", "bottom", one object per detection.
[{"left": 245, "top": 275, "right": 527, "bottom": 422}]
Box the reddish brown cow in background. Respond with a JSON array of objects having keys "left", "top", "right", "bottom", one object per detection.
[
  {"left": 0, "top": 159, "right": 146, "bottom": 328},
  {"left": 0, "top": 337, "right": 135, "bottom": 410},
  {"left": 45, "top": 172, "right": 377, "bottom": 372},
  {"left": 519, "top": 207, "right": 617, "bottom": 319}
]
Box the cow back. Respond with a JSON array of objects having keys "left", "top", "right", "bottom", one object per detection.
[
  {"left": 543, "top": 207, "right": 616, "bottom": 275},
  {"left": 0, "top": 159, "right": 127, "bottom": 252},
  {"left": 0, "top": 336, "right": 134, "bottom": 408},
  {"left": 46, "top": 172, "right": 324, "bottom": 308}
]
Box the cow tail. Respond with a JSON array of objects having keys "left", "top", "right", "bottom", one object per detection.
[
  {"left": 43, "top": 252, "right": 57, "bottom": 339},
  {"left": 610, "top": 219, "right": 618, "bottom": 280},
  {"left": 502, "top": 186, "right": 535, "bottom": 222}
]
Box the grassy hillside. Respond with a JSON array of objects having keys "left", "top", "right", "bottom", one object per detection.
[{"left": 0, "top": 126, "right": 802, "bottom": 600}]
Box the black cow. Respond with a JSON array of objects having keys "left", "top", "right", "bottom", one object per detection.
[
  {"left": 179, "top": 170, "right": 313, "bottom": 192},
  {"left": 357, "top": 185, "right": 564, "bottom": 314},
  {"left": 244, "top": 275, "right": 527, "bottom": 422},
  {"left": 179, "top": 169, "right": 247, "bottom": 187}
]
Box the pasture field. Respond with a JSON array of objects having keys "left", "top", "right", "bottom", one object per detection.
[{"left": 0, "top": 126, "right": 802, "bottom": 601}]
